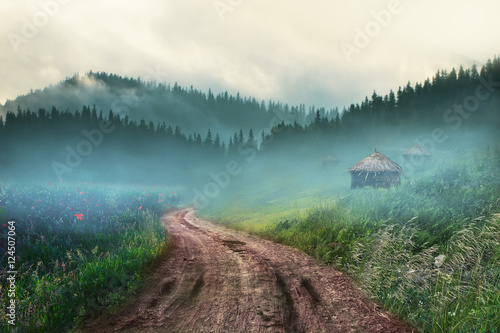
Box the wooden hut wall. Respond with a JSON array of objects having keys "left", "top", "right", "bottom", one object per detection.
[{"left": 351, "top": 171, "right": 401, "bottom": 188}]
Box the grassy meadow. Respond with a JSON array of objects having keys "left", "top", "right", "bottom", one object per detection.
[
  {"left": 1, "top": 148, "right": 498, "bottom": 332},
  {"left": 201, "top": 149, "right": 500, "bottom": 332},
  {"left": 0, "top": 182, "right": 181, "bottom": 332}
]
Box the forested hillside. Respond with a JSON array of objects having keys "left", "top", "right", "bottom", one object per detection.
[
  {"left": 0, "top": 72, "right": 339, "bottom": 139},
  {"left": 262, "top": 57, "right": 500, "bottom": 155},
  {"left": 1, "top": 58, "right": 499, "bottom": 186}
]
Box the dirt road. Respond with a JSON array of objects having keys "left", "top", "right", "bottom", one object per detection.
[{"left": 82, "top": 209, "right": 415, "bottom": 332}]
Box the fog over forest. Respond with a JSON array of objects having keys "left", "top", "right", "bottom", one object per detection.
[{"left": 1, "top": 58, "right": 499, "bottom": 206}]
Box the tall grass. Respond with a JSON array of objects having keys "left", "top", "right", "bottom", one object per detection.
[
  {"left": 0, "top": 182, "right": 181, "bottom": 332},
  {"left": 348, "top": 217, "right": 499, "bottom": 332},
  {"left": 256, "top": 151, "right": 500, "bottom": 332}
]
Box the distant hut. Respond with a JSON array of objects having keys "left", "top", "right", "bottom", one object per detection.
[
  {"left": 403, "top": 144, "right": 432, "bottom": 165},
  {"left": 349, "top": 150, "right": 404, "bottom": 189},
  {"left": 322, "top": 154, "right": 340, "bottom": 166}
]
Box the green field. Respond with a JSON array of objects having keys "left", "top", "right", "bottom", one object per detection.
[
  {"left": 199, "top": 158, "right": 352, "bottom": 231},
  {"left": 1, "top": 150, "right": 498, "bottom": 332},
  {"left": 200, "top": 150, "right": 500, "bottom": 332},
  {"left": 0, "top": 183, "right": 181, "bottom": 333}
]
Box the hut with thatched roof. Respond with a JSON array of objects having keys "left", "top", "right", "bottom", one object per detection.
[
  {"left": 403, "top": 144, "right": 432, "bottom": 164},
  {"left": 349, "top": 150, "right": 404, "bottom": 189},
  {"left": 322, "top": 154, "right": 340, "bottom": 166}
]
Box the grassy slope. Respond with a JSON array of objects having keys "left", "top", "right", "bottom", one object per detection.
[
  {"left": 200, "top": 151, "right": 500, "bottom": 332},
  {"left": 201, "top": 160, "right": 351, "bottom": 231}
]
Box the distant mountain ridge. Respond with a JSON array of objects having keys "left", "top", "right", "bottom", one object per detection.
[{"left": 0, "top": 72, "right": 338, "bottom": 139}]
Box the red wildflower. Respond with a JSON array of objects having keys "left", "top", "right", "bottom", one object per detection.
[
  {"left": 74, "top": 214, "right": 84, "bottom": 220},
  {"left": 2, "top": 224, "right": 6, "bottom": 227},
  {"left": 139, "top": 206, "right": 142, "bottom": 209}
]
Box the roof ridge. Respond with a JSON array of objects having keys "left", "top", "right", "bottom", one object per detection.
[{"left": 349, "top": 151, "right": 403, "bottom": 173}]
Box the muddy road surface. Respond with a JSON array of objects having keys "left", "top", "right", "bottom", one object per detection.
[{"left": 81, "top": 209, "right": 415, "bottom": 333}]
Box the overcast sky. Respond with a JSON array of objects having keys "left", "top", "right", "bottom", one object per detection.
[{"left": 1, "top": 0, "right": 499, "bottom": 110}]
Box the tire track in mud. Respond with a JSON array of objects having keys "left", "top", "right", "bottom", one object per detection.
[{"left": 79, "top": 209, "right": 415, "bottom": 333}]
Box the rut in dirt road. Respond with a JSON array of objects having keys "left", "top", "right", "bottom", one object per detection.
[{"left": 80, "top": 209, "right": 415, "bottom": 333}]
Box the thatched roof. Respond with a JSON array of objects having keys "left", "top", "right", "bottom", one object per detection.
[
  {"left": 403, "top": 144, "right": 431, "bottom": 156},
  {"left": 349, "top": 151, "right": 403, "bottom": 174}
]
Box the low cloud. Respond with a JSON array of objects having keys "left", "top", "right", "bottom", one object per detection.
[{"left": 1, "top": 0, "right": 499, "bottom": 110}]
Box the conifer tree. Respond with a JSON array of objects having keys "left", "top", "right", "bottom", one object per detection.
[{"left": 205, "top": 129, "right": 213, "bottom": 147}]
